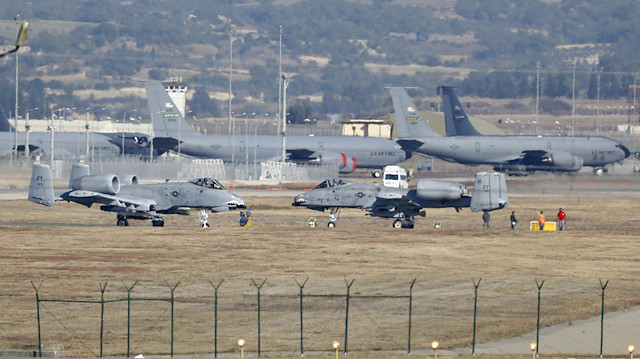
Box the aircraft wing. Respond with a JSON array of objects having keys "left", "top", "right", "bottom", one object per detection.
[
  {"left": 62, "top": 190, "right": 158, "bottom": 213},
  {"left": 369, "top": 194, "right": 422, "bottom": 218}
]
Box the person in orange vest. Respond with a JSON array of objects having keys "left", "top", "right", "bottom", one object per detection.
[
  {"left": 557, "top": 208, "right": 566, "bottom": 231},
  {"left": 537, "top": 210, "right": 546, "bottom": 231}
]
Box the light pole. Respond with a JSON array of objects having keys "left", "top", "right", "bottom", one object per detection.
[
  {"left": 13, "top": 14, "right": 21, "bottom": 161},
  {"left": 332, "top": 341, "right": 339, "bottom": 359},
  {"left": 535, "top": 60, "right": 540, "bottom": 136},
  {"left": 24, "top": 107, "right": 38, "bottom": 158},
  {"left": 277, "top": 24, "right": 283, "bottom": 135},
  {"left": 237, "top": 339, "right": 245, "bottom": 359},
  {"left": 431, "top": 341, "right": 439, "bottom": 359},
  {"left": 281, "top": 74, "right": 288, "bottom": 166},
  {"left": 228, "top": 24, "right": 234, "bottom": 135},
  {"left": 571, "top": 61, "right": 576, "bottom": 136}
]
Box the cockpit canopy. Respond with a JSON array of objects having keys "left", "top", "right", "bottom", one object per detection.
[
  {"left": 314, "top": 179, "right": 351, "bottom": 189},
  {"left": 191, "top": 177, "right": 226, "bottom": 190}
]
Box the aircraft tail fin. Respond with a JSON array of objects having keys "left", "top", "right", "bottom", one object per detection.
[
  {"left": 144, "top": 80, "right": 199, "bottom": 138},
  {"left": 28, "top": 163, "right": 55, "bottom": 207},
  {"left": 438, "top": 86, "right": 483, "bottom": 136},
  {"left": 388, "top": 87, "right": 442, "bottom": 139},
  {"left": 470, "top": 172, "right": 509, "bottom": 212}
]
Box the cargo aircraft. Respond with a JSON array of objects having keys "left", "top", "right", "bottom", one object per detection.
[
  {"left": 145, "top": 81, "right": 408, "bottom": 173},
  {"left": 390, "top": 87, "right": 630, "bottom": 175}
]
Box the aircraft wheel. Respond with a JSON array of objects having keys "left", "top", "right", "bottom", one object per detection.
[
  {"left": 328, "top": 221, "right": 336, "bottom": 228},
  {"left": 393, "top": 219, "right": 403, "bottom": 229},
  {"left": 152, "top": 219, "right": 164, "bottom": 227},
  {"left": 202, "top": 223, "right": 210, "bottom": 228},
  {"left": 117, "top": 218, "right": 129, "bottom": 226}
]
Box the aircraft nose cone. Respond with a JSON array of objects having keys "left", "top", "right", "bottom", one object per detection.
[
  {"left": 224, "top": 194, "right": 245, "bottom": 208},
  {"left": 293, "top": 194, "right": 308, "bottom": 206},
  {"left": 618, "top": 143, "right": 631, "bottom": 158}
]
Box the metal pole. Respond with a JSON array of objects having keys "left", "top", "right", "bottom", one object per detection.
[
  {"left": 123, "top": 281, "right": 138, "bottom": 358},
  {"left": 251, "top": 278, "right": 267, "bottom": 357},
  {"left": 31, "top": 281, "right": 42, "bottom": 357},
  {"left": 599, "top": 278, "right": 609, "bottom": 358},
  {"left": 228, "top": 24, "right": 234, "bottom": 135},
  {"left": 472, "top": 279, "right": 481, "bottom": 357},
  {"left": 278, "top": 25, "right": 282, "bottom": 136},
  {"left": 295, "top": 277, "right": 308, "bottom": 356},
  {"left": 166, "top": 281, "right": 180, "bottom": 358},
  {"left": 99, "top": 282, "right": 107, "bottom": 358},
  {"left": 281, "top": 75, "right": 288, "bottom": 166},
  {"left": 14, "top": 13, "right": 20, "bottom": 160},
  {"left": 535, "top": 279, "right": 544, "bottom": 357},
  {"left": 571, "top": 62, "right": 576, "bottom": 136},
  {"left": 25, "top": 111, "right": 30, "bottom": 158},
  {"left": 344, "top": 279, "right": 354, "bottom": 355},
  {"left": 209, "top": 280, "right": 223, "bottom": 358},
  {"left": 597, "top": 69, "right": 601, "bottom": 135},
  {"left": 535, "top": 60, "right": 540, "bottom": 136},
  {"left": 407, "top": 278, "right": 416, "bottom": 355}
]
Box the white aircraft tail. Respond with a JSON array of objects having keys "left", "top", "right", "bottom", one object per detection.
[
  {"left": 144, "top": 80, "right": 199, "bottom": 138},
  {"left": 388, "top": 87, "right": 442, "bottom": 139},
  {"left": 438, "top": 86, "right": 482, "bottom": 136},
  {"left": 28, "top": 163, "right": 55, "bottom": 207},
  {"left": 470, "top": 172, "right": 509, "bottom": 212}
]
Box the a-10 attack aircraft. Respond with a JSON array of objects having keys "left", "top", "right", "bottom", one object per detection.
[
  {"left": 390, "top": 87, "right": 630, "bottom": 175},
  {"left": 145, "top": 80, "right": 408, "bottom": 173},
  {"left": 292, "top": 172, "right": 508, "bottom": 228},
  {"left": 28, "top": 162, "right": 244, "bottom": 227}
]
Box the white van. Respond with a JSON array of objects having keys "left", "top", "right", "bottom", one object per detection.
[{"left": 382, "top": 166, "right": 409, "bottom": 188}]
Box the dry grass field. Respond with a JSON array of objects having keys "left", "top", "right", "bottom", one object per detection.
[{"left": 2, "top": 174, "right": 640, "bottom": 358}]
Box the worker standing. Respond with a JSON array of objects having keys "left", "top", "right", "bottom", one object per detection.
[
  {"left": 557, "top": 208, "right": 566, "bottom": 231},
  {"left": 537, "top": 210, "right": 546, "bottom": 231}
]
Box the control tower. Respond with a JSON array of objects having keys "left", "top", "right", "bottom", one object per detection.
[{"left": 162, "top": 76, "right": 188, "bottom": 117}]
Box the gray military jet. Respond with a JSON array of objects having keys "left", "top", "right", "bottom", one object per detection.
[
  {"left": 28, "top": 162, "right": 244, "bottom": 227},
  {"left": 293, "top": 172, "right": 508, "bottom": 228},
  {"left": 145, "top": 81, "right": 408, "bottom": 173},
  {"left": 390, "top": 87, "right": 630, "bottom": 174}
]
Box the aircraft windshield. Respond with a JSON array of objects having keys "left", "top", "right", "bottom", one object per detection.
[
  {"left": 191, "top": 178, "right": 226, "bottom": 190},
  {"left": 314, "top": 179, "right": 349, "bottom": 189}
]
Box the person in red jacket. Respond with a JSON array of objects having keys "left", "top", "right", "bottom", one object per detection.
[{"left": 557, "top": 208, "right": 566, "bottom": 231}]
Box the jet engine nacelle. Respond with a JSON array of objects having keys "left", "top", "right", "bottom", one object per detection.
[
  {"left": 118, "top": 174, "right": 139, "bottom": 186},
  {"left": 71, "top": 174, "right": 121, "bottom": 195},
  {"left": 544, "top": 151, "right": 583, "bottom": 171},
  {"left": 318, "top": 152, "right": 357, "bottom": 173},
  {"left": 416, "top": 179, "right": 467, "bottom": 201}
]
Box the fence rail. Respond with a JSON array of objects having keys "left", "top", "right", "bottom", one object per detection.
[{"left": 23, "top": 277, "right": 640, "bottom": 358}]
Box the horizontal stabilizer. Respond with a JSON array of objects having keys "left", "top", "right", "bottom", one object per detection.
[{"left": 28, "top": 163, "right": 55, "bottom": 207}]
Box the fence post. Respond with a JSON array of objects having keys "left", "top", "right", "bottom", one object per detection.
[
  {"left": 122, "top": 281, "right": 138, "bottom": 358},
  {"left": 407, "top": 278, "right": 416, "bottom": 355},
  {"left": 209, "top": 280, "right": 224, "bottom": 358},
  {"left": 599, "top": 278, "right": 609, "bottom": 358},
  {"left": 31, "top": 281, "right": 43, "bottom": 358},
  {"left": 166, "top": 281, "right": 180, "bottom": 358},
  {"left": 535, "top": 279, "right": 544, "bottom": 358},
  {"left": 295, "top": 277, "right": 309, "bottom": 356},
  {"left": 344, "top": 278, "right": 355, "bottom": 355},
  {"left": 472, "top": 278, "right": 481, "bottom": 357},
  {"left": 99, "top": 282, "right": 108, "bottom": 358},
  {"left": 251, "top": 278, "right": 267, "bottom": 357}
]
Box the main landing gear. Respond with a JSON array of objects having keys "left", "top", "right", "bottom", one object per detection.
[
  {"left": 116, "top": 214, "right": 165, "bottom": 227},
  {"left": 392, "top": 218, "right": 415, "bottom": 229}
]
